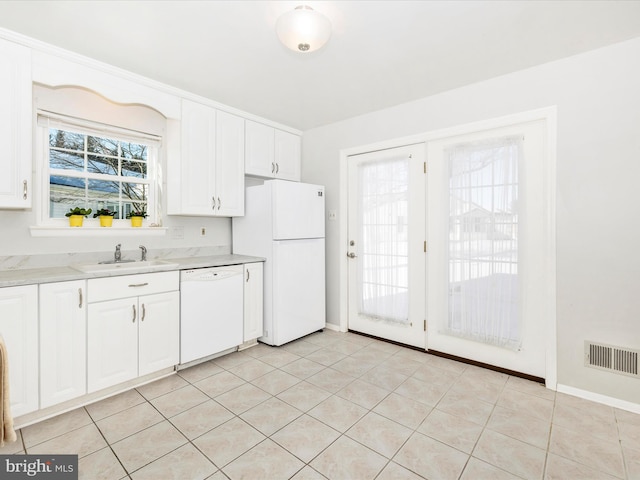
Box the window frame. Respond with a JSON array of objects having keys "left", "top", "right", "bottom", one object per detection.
[{"left": 36, "top": 111, "right": 161, "bottom": 228}]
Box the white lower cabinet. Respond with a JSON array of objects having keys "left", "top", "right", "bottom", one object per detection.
[
  {"left": 243, "top": 262, "right": 264, "bottom": 342},
  {"left": 87, "top": 297, "right": 139, "bottom": 392},
  {"left": 138, "top": 291, "right": 180, "bottom": 376},
  {"left": 87, "top": 272, "right": 179, "bottom": 393},
  {"left": 39, "top": 280, "right": 87, "bottom": 408},
  {"left": 0, "top": 284, "right": 38, "bottom": 417},
  {"left": 0, "top": 262, "right": 258, "bottom": 421}
]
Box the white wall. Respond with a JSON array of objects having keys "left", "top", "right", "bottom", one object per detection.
[{"left": 302, "top": 37, "right": 640, "bottom": 405}]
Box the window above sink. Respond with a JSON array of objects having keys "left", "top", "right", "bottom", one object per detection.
[
  {"left": 38, "top": 111, "right": 160, "bottom": 228},
  {"left": 30, "top": 84, "right": 168, "bottom": 237}
]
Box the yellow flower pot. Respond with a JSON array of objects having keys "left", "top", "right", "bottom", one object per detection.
[
  {"left": 130, "top": 216, "right": 143, "bottom": 227},
  {"left": 99, "top": 216, "right": 113, "bottom": 227},
  {"left": 68, "top": 215, "right": 84, "bottom": 227}
]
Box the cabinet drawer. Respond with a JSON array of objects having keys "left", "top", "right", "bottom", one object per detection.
[{"left": 88, "top": 271, "right": 179, "bottom": 303}]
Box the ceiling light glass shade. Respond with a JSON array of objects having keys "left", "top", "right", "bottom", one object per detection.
[{"left": 276, "top": 5, "right": 332, "bottom": 53}]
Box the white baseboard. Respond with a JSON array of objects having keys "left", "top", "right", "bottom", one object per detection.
[
  {"left": 323, "top": 322, "right": 341, "bottom": 332},
  {"left": 557, "top": 383, "right": 640, "bottom": 414}
]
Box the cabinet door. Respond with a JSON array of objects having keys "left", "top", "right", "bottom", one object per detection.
[
  {"left": 0, "top": 39, "right": 32, "bottom": 208},
  {"left": 87, "top": 298, "right": 138, "bottom": 393},
  {"left": 243, "top": 263, "right": 264, "bottom": 342},
  {"left": 245, "top": 120, "right": 275, "bottom": 178},
  {"left": 274, "top": 130, "right": 301, "bottom": 182},
  {"left": 0, "top": 285, "right": 38, "bottom": 417},
  {"left": 39, "top": 281, "right": 87, "bottom": 408},
  {"left": 138, "top": 291, "right": 179, "bottom": 376},
  {"left": 215, "top": 110, "right": 245, "bottom": 216},
  {"left": 180, "top": 98, "right": 216, "bottom": 215}
]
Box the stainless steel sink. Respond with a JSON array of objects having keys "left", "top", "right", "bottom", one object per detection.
[{"left": 71, "top": 259, "right": 179, "bottom": 273}]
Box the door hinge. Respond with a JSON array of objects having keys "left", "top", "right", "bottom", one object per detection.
[
  {"left": 424, "top": 240, "right": 427, "bottom": 253},
  {"left": 424, "top": 161, "right": 427, "bottom": 174},
  {"left": 424, "top": 320, "right": 427, "bottom": 331}
]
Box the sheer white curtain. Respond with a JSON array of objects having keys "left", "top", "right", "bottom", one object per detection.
[
  {"left": 446, "top": 136, "right": 522, "bottom": 349},
  {"left": 358, "top": 156, "right": 409, "bottom": 325}
]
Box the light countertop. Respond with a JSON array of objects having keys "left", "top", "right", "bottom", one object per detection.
[{"left": 0, "top": 254, "right": 264, "bottom": 288}]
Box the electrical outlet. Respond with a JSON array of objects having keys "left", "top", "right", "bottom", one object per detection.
[
  {"left": 200, "top": 227, "right": 206, "bottom": 236},
  {"left": 328, "top": 210, "right": 337, "bottom": 221}
]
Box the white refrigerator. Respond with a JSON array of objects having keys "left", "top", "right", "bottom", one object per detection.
[{"left": 233, "top": 180, "right": 326, "bottom": 346}]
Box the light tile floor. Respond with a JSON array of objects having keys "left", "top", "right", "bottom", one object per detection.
[{"left": 4, "top": 330, "right": 640, "bottom": 479}]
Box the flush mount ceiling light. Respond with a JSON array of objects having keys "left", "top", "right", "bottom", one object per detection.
[{"left": 276, "top": 5, "right": 332, "bottom": 53}]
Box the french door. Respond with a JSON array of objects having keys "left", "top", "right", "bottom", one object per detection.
[
  {"left": 426, "top": 119, "right": 550, "bottom": 378},
  {"left": 347, "top": 144, "right": 426, "bottom": 348},
  {"left": 345, "top": 114, "right": 554, "bottom": 379}
]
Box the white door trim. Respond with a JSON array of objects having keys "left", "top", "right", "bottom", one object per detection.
[{"left": 338, "top": 107, "right": 557, "bottom": 388}]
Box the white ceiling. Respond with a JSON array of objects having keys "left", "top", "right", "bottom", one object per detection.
[{"left": 1, "top": 1, "right": 639, "bottom": 131}]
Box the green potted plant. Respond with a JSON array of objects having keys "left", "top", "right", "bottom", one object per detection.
[
  {"left": 126, "top": 210, "right": 147, "bottom": 227},
  {"left": 93, "top": 208, "right": 116, "bottom": 227},
  {"left": 65, "top": 207, "right": 92, "bottom": 227}
]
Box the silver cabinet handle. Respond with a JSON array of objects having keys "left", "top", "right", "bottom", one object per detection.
[
  {"left": 217, "top": 197, "right": 221, "bottom": 210},
  {"left": 246, "top": 269, "right": 250, "bottom": 282},
  {"left": 141, "top": 303, "right": 146, "bottom": 321},
  {"left": 275, "top": 163, "right": 279, "bottom": 174},
  {"left": 212, "top": 196, "right": 216, "bottom": 210},
  {"left": 128, "top": 282, "right": 149, "bottom": 288},
  {"left": 78, "top": 288, "right": 83, "bottom": 308},
  {"left": 132, "top": 305, "right": 136, "bottom": 323},
  {"left": 271, "top": 162, "right": 275, "bottom": 174},
  {"left": 22, "top": 180, "right": 27, "bottom": 200}
]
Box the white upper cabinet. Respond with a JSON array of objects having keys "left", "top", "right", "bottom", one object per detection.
[
  {"left": 0, "top": 38, "right": 32, "bottom": 208},
  {"left": 274, "top": 129, "right": 301, "bottom": 181},
  {"left": 215, "top": 110, "right": 245, "bottom": 216},
  {"left": 169, "top": 99, "right": 244, "bottom": 216},
  {"left": 245, "top": 120, "right": 275, "bottom": 178},
  {"left": 245, "top": 120, "right": 301, "bottom": 182},
  {"left": 177, "top": 99, "right": 216, "bottom": 216}
]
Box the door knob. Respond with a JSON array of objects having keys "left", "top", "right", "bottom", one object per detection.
[{"left": 347, "top": 252, "right": 357, "bottom": 258}]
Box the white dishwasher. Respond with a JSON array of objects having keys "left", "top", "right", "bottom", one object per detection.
[{"left": 180, "top": 265, "right": 244, "bottom": 364}]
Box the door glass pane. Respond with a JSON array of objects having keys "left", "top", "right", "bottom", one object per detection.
[
  {"left": 358, "top": 156, "right": 409, "bottom": 324},
  {"left": 447, "top": 137, "right": 521, "bottom": 349}
]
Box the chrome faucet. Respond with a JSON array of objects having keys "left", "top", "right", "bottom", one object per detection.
[
  {"left": 139, "top": 245, "right": 147, "bottom": 261},
  {"left": 114, "top": 244, "right": 121, "bottom": 263}
]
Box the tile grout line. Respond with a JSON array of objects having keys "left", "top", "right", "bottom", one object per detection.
[{"left": 84, "top": 404, "right": 131, "bottom": 479}]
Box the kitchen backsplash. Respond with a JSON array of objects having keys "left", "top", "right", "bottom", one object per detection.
[{"left": 0, "top": 245, "right": 230, "bottom": 271}]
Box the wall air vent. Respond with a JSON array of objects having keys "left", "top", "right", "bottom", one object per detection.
[{"left": 585, "top": 341, "right": 639, "bottom": 378}]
